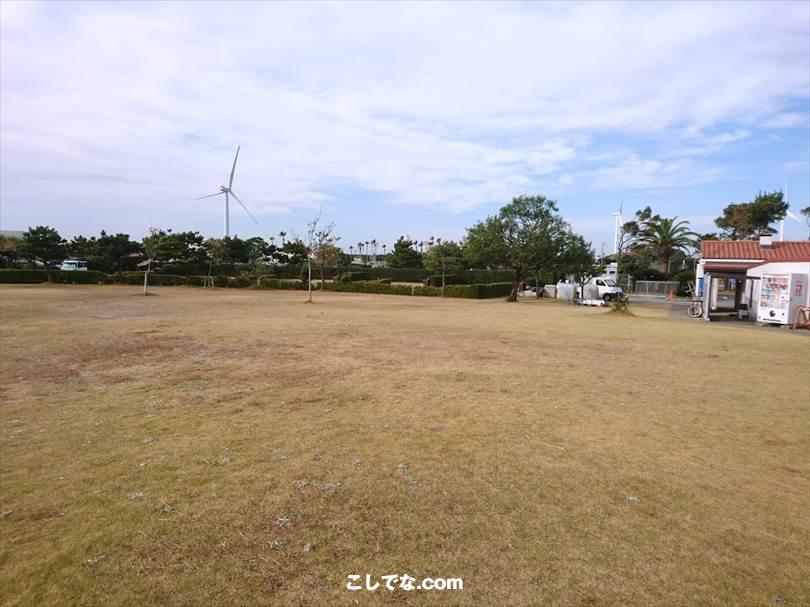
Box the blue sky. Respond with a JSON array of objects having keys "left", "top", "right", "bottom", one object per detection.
[{"left": 1, "top": 1, "right": 809, "bottom": 248}]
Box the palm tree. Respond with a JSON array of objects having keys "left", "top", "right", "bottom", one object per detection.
[
  {"left": 638, "top": 217, "right": 697, "bottom": 275},
  {"left": 279, "top": 231, "right": 287, "bottom": 246}
]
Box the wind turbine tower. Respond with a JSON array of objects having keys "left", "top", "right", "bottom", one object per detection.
[
  {"left": 612, "top": 200, "right": 624, "bottom": 255},
  {"left": 195, "top": 145, "right": 258, "bottom": 237}
]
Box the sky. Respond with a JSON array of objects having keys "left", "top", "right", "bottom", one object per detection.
[{"left": 1, "top": 1, "right": 809, "bottom": 251}]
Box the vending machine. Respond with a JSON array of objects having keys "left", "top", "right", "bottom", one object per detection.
[{"left": 757, "top": 273, "right": 808, "bottom": 325}]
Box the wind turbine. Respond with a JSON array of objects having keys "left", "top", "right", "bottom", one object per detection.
[
  {"left": 612, "top": 200, "right": 624, "bottom": 255},
  {"left": 195, "top": 145, "right": 257, "bottom": 237},
  {"left": 780, "top": 209, "right": 805, "bottom": 240}
]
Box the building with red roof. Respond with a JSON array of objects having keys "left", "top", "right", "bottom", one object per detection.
[{"left": 696, "top": 235, "right": 810, "bottom": 324}]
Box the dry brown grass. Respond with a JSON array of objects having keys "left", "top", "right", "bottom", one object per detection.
[{"left": 1, "top": 284, "right": 808, "bottom": 606}]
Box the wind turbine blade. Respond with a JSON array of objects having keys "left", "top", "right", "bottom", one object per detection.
[
  {"left": 195, "top": 192, "right": 224, "bottom": 200},
  {"left": 229, "top": 191, "right": 258, "bottom": 225},
  {"left": 786, "top": 209, "right": 802, "bottom": 222},
  {"left": 229, "top": 145, "right": 240, "bottom": 189}
]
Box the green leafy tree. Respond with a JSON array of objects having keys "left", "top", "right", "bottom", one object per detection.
[
  {"left": 95, "top": 231, "right": 140, "bottom": 275},
  {"left": 273, "top": 238, "right": 308, "bottom": 265},
  {"left": 715, "top": 191, "right": 789, "bottom": 239},
  {"left": 17, "top": 226, "right": 66, "bottom": 281},
  {"left": 801, "top": 206, "right": 810, "bottom": 238},
  {"left": 423, "top": 240, "right": 464, "bottom": 295},
  {"left": 66, "top": 235, "right": 97, "bottom": 260},
  {"left": 385, "top": 237, "right": 423, "bottom": 268},
  {"left": 464, "top": 195, "right": 570, "bottom": 302}
]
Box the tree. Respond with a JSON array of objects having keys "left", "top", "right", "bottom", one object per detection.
[
  {"left": 715, "top": 191, "right": 788, "bottom": 239},
  {"left": 202, "top": 238, "right": 226, "bottom": 286},
  {"left": 67, "top": 235, "right": 97, "bottom": 260},
  {"left": 385, "top": 237, "right": 423, "bottom": 268},
  {"left": 423, "top": 240, "right": 464, "bottom": 295},
  {"left": 557, "top": 232, "right": 599, "bottom": 299},
  {"left": 272, "top": 238, "right": 308, "bottom": 265},
  {"left": 464, "top": 195, "right": 570, "bottom": 302},
  {"left": 141, "top": 228, "right": 167, "bottom": 295},
  {"left": 802, "top": 206, "right": 810, "bottom": 238},
  {"left": 95, "top": 231, "right": 140, "bottom": 276},
  {"left": 0, "top": 234, "right": 18, "bottom": 267},
  {"left": 17, "top": 226, "right": 66, "bottom": 281},
  {"left": 637, "top": 216, "right": 697, "bottom": 275},
  {"left": 314, "top": 242, "right": 342, "bottom": 284},
  {"left": 304, "top": 213, "right": 338, "bottom": 303},
  {"left": 312, "top": 223, "right": 340, "bottom": 290},
  {"left": 159, "top": 231, "right": 207, "bottom": 272}
]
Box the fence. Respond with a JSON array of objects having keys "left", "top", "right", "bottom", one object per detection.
[{"left": 634, "top": 280, "right": 679, "bottom": 297}]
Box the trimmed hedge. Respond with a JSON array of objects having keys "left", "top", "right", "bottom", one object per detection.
[
  {"left": 330, "top": 280, "right": 415, "bottom": 295},
  {"left": 339, "top": 271, "right": 370, "bottom": 282},
  {"left": 256, "top": 278, "right": 306, "bottom": 290},
  {"left": 0, "top": 268, "right": 514, "bottom": 300},
  {"left": 444, "top": 282, "right": 513, "bottom": 299},
  {"left": 117, "top": 272, "right": 194, "bottom": 286},
  {"left": 0, "top": 269, "right": 49, "bottom": 283},
  {"left": 0, "top": 270, "right": 112, "bottom": 284},
  {"left": 428, "top": 275, "right": 465, "bottom": 287},
  {"left": 412, "top": 285, "right": 441, "bottom": 297}
]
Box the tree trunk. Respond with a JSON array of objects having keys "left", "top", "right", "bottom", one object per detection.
[
  {"left": 143, "top": 260, "right": 150, "bottom": 295},
  {"left": 44, "top": 261, "right": 52, "bottom": 283},
  {"left": 441, "top": 263, "right": 446, "bottom": 297},
  {"left": 307, "top": 259, "right": 313, "bottom": 302},
  {"left": 507, "top": 267, "right": 522, "bottom": 302}
]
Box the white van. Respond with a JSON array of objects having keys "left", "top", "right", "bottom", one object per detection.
[
  {"left": 59, "top": 260, "right": 88, "bottom": 271},
  {"left": 557, "top": 277, "right": 624, "bottom": 301}
]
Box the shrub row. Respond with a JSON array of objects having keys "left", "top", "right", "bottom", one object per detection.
[
  {"left": 0, "top": 270, "right": 112, "bottom": 284},
  {"left": 326, "top": 280, "right": 511, "bottom": 299},
  {"left": 338, "top": 271, "right": 370, "bottom": 282},
  {"left": 443, "top": 282, "right": 514, "bottom": 299},
  {"left": 328, "top": 280, "right": 415, "bottom": 295},
  {"left": 0, "top": 269, "right": 514, "bottom": 299},
  {"left": 274, "top": 265, "right": 515, "bottom": 283},
  {"left": 255, "top": 278, "right": 307, "bottom": 290}
]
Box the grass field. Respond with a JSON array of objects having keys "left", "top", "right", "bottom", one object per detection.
[{"left": 1, "top": 285, "right": 808, "bottom": 606}]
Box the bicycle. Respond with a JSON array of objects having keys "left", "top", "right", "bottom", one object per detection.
[{"left": 686, "top": 282, "right": 703, "bottom": 318}]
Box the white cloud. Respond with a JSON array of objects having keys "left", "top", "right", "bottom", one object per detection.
[
  {"left": 1, "top": 1, "right": 808, "bottom": 236},
  {"left": 592, "top": 154, "right": 726, "bottom": 191}
]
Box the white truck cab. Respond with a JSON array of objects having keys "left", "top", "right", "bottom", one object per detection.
[{"left": 59, "top": 260, "right": 88, "bottom": 271}]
